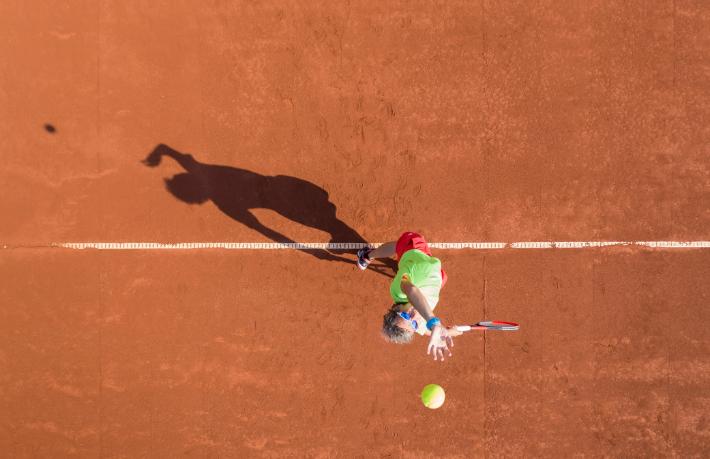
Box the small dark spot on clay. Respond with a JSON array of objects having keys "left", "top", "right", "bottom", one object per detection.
[{"left": 44, "top": 124, "right": 56, "bottom": 133}]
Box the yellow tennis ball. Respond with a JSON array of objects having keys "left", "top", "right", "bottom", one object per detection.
[{"left": 421, "top": 384, "right": 445, "bottom": 409}]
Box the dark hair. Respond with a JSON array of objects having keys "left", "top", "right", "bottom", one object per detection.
[{"left": 381, "top": 304, "right": 414, "bottom": 344}]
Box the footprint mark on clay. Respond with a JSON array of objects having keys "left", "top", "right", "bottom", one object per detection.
[{"left": 386, "top": 102, "right": 396, "bottom": 118}]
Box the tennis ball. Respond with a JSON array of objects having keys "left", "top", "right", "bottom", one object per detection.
[{"left": 421, "top": 384, "right": 445, "bottom": 409}]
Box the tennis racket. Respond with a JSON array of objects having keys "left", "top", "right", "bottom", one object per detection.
[{"left": 455, "top": 321, "right": 519, "bottom": 332}]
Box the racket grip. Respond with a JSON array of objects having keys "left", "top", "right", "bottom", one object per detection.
[{"left": 455, "top": 325, "right": 472, "bottom": 332}]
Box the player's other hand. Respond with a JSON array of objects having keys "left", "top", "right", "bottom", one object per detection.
[
  {"left": 142, "top": 144, "right": 169, "bottom": 167},
  {"left": 427, "top": 325, "right": 454, "bottom": 361},
  {"left": 446, "top": 326, "right": 464, "bottom": 337}
]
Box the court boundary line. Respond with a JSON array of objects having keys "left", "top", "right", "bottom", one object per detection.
[{"left": 1, "top": 241, "right": 707, "bottom": 250}]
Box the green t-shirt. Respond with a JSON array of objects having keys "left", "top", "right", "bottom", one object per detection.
[{"left": 390, "top": 249, "right": 443, "bottom": 310}]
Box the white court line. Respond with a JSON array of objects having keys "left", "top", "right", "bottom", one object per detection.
[{"left": 24, "top": 241, "right": 710, "bottom": 250}]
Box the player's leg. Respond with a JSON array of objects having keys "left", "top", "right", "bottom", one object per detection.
[
  {"left": 357, "top": 241, "right": 396, "bottom": 270},
  {"left": 368, "top": 242, "right": 396, "bottom": 259}
]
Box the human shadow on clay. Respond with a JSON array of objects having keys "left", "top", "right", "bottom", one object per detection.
[{"left": 143, "top": 144, "right": 396, "bottom": 277}]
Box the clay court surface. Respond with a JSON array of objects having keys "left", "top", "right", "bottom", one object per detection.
[{"left": 1, "top": 1, "right": 709, "bottom": 457}]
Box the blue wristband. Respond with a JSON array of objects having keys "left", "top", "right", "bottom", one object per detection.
[{"left": 426, "top": 317, "right": 441, "bottom": 331}]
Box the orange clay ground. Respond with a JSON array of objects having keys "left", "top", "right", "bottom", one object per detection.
[{"left": 1, "top": 2, "right": 709, "bottom": 457}]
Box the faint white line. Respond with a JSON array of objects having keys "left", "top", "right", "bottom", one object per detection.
[
  {"left": 12, "top": 241, "right": 706, "bottom": 250},
  {"left": 636, "top": 241, "right": 710, "bottom": 248},
  {"left": 432, "top": 242, "right": 507, "bottom": 249},
  {"left": 510, "top": 241, "right": 631, "bottom": 249}
]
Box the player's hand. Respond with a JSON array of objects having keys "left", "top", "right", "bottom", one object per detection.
[
  {"left": 142, "top": 145, "right": 167, "bottom": 167},
  {"left": 427, "top": 325, "right": 454, "bottom": 361},
  {"left": 446, "top": 326, "right": 464, "bottom": 337}
]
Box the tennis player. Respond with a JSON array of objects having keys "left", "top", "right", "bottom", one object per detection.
[{"left": 357, "top": 232, "right": 462, "bottom": 361}]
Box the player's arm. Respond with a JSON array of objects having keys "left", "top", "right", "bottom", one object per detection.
[
  {"left": 400, "top": 276, "right": 436, "bottom": 322},
  {"left": 143, "top": 144, "right": 198, "bottom": 172},
  {"left": 400, "top": 276, "right": 454, "bottom": 361}
]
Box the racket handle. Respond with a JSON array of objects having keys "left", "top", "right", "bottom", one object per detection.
[{"left": 455, "top": 325, "right": 472, "bottom": 332}]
